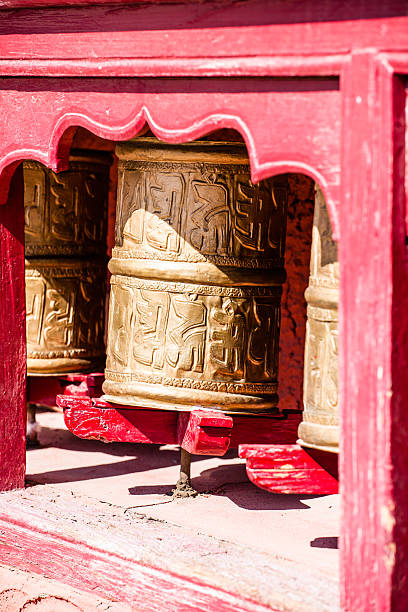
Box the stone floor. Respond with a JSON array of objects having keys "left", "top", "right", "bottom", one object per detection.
[{"left": 1, "top": 409, "right": 340, "bottom": 610}]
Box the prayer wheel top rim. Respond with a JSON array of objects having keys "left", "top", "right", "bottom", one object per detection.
[
  {"left": 68, "top": 149, "right": 112, "bottom": 166},
  {"left": 23, "top": 149, "right": 112, "bottom": 169},
  {"left": 116, "top": 138, "right": 250, "bottom": 165}
]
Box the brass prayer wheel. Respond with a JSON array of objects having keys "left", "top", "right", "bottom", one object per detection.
[
  {"left": 298, "top": 187, "right": 339, "bottom": 452},
  {"left": 24, "top": 152, "right": 110, "bottom": 375},
  {"left": 25, "top": 259, "right": 107, "bottom": 374},
  {"left": 104, "top": 138, "right": 288, "bottom": 414}
]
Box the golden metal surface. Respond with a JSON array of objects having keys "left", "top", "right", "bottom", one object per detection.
[
  {"left": 24, "top": 152, "right": 110, "bottom": 375},
  {"left": 104, "top": 139, "right": 288, "bottom": 414},
  {"left": 25, "top": 259, "right": 106, "bottom": 374},
  {"left": 24, "top": 151, "right": 110, "bottom": 257},
  {"left": 298, "top": 187, "right": 339, "bottom": 452}
]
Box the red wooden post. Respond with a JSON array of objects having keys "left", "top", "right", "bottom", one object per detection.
[
  {"left": 0, "top": 165, "right": 26, "bottom": 490},
  {"left": 340, "top": 52, "right": 408, "bottom": 612}
]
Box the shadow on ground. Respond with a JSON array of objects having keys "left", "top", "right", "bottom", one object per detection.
[
  {"left": 27, "top": 413, "right": 329, "bottom": 513},
  {"left": 128, "top": 462, "right": 325, "bottom": 511}
]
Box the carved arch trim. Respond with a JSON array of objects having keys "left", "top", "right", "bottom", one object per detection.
[{"left": 0, "top": 87, "right": 341, "bottom": 239}]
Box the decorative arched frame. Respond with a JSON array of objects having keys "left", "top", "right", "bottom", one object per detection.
[{"left": 0, "top": 2, "right": 407, "bottom": 610}]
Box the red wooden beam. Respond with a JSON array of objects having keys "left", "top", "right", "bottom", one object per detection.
[
  {"left": 230, "top": 412, "right": 301, "bottom": 448},
  {"left": 28, "top": 372, "right": 104, "bottom": 408},
  {"left": 0, "top": 0, "right": 189, "bottom": 6},
  {"left": 58, "top": 396, "right": 300, "bottom": 453},
  {"left": 60, "top": 396, "right": 179, "bottom": 445},
  {"left": 239, "top": 444, "right": 338, "bottom": 495}
]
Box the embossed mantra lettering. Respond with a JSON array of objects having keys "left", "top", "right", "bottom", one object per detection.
[
  {"left": 104, "top": 140, "right": 288, "bottom": 413},
  {"left": 24, "top": 156, "right": 109, "bottom": 257},
  {"left": 24, "top": 153, "right": 110, "bottom": 374}
]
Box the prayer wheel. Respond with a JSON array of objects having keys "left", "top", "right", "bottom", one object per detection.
[
  {"left": 298, "top": 187, "right": 339, "bottom": 452},
  {"left": 103, "top": 138, "right": 288, "bottom": 414},
  {"left": 24, "top": 151, "right": 110, "bottom": 374}
]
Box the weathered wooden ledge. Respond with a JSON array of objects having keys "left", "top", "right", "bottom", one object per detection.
[{"left": 0, "top": 484, "right": 339, "bottom": 611}]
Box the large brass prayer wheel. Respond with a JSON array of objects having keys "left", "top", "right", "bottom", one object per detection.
[
  {"left": 104, "top": 138, "right": 288, "bottom": 413},
  {"left": 24, "top": 152, "right": 110, "bottom": 374},
  {"left": 298, "top": 187, "right": 339, "bottom": 452}
]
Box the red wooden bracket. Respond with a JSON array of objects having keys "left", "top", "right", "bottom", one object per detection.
[
  {"left": 28, "top": 373, "right": 104, "bottom": 408},
  {"left": 62, "top": 373, "right": 105, "bottom": 398},
  {"left": 177, "top": 410, "right": 233, "bottom": 456},
  {"left": 239, "top": 444, "right": 338, "bottom": 495},
  {"left": 57, "top": 395, "right": 301, "bottom": 455},
  {"left": 60, "top": 396, "right": 233, "bottom": 455},
  {"left": 60, "top": 396, "right": 178, "bottom": 445}
]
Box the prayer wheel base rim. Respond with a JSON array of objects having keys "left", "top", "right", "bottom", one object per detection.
[
  {"left": 103, "top": 394, "right": 279, "bottom": 416},
  {"left": 102, "top": 379, "right": 279, "bottom": 415},
  {"left": 297, "top": 421, "right": 339, "bottom": 454},
  {"left": 27, "top": 358, "right": 105, "bottom": 375},
  {"left": 297, "top": 439, "right": 339, "bottom": 454}
]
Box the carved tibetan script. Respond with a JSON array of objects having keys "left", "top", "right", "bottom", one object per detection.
[
  {"left": 24, "top": 157, "right": 109, "bottom": 257},
  {"left": 116, "top": 163, "right": 287, "bottom": 263}
]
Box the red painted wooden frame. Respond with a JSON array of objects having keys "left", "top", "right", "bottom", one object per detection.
[{"left": 0, "top": 2, "right": 407, "bottom": 610}]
